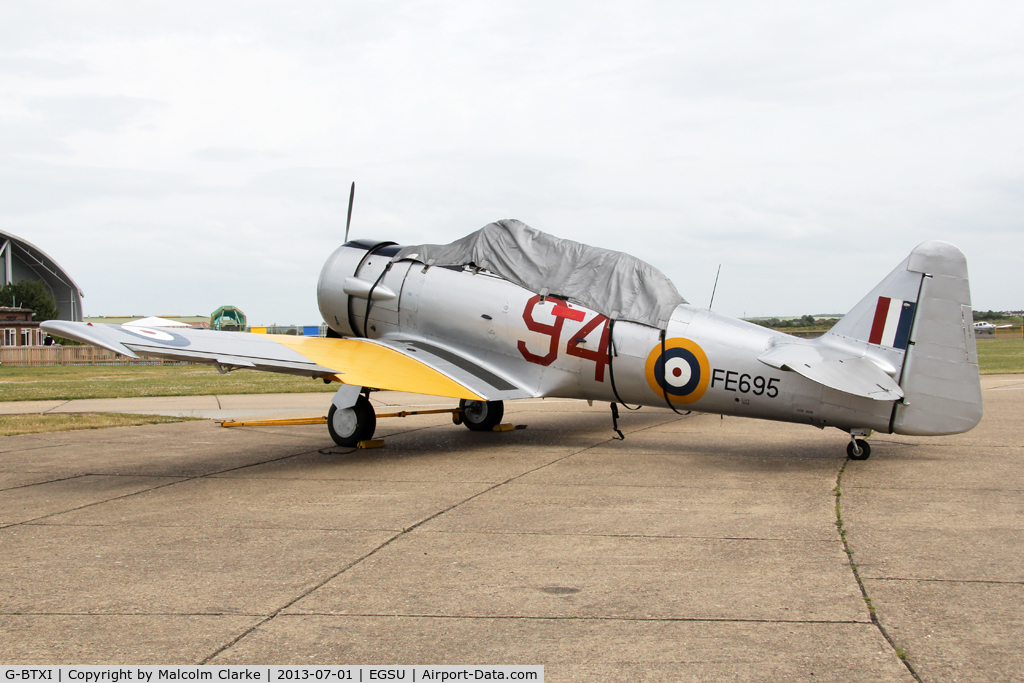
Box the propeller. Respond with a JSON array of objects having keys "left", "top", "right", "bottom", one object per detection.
[{"left": 344, "top": 181, "right": 355, "bottom": 243}]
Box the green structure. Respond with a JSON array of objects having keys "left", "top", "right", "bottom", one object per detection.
[{"left": 211, "top": 305, "right": 246, "bottom": 332}]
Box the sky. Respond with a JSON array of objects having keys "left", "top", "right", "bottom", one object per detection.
[{"left": 2, "top": 1, "right": 1022, "bottom": 325}]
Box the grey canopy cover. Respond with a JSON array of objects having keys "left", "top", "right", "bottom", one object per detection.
[{"left": 395, "top": 219, "right": 686, "bottom": 329}]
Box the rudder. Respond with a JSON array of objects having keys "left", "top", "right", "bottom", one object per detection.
[{"left": 892, "top": 241, "right": 982, "bottom": 435}]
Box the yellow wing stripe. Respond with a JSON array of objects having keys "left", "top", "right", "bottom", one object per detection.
[{"left": 271, "top": 335, "right": 484, "bottom": 401}]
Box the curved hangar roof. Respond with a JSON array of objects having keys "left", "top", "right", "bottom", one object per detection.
[{"left": 0, "top": 229, "right": 84, "bottom": 321}]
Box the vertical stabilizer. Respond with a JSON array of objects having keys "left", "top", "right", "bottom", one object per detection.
[
  {"left": 829, "top": 241, "right": 981, "bottom": 435},
  {"left": 828, "top": 253, "right": 923, "bottom": 352}
]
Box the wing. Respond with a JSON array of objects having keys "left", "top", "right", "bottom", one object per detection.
[{"left": 40, "top": 321, "right": 531, "bottom": 401}]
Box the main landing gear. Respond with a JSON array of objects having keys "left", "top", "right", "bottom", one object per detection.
[
  {"left": 327, "top": 394, "right": 377, "bottom": 447},
  {"left": 457, "top": 399, "right": 505, "bottom": 431},
  {"left": 323, "top": 392, "right": 508, "bottom": 447}
]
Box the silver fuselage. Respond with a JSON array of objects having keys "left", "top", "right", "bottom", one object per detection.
[{"left": 318, "top": 241, "right": 895, "bottom": 434}]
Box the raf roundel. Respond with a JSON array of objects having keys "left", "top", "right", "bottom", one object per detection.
[
  {"left": 118, "top": 326, "right": 192, "bottom": 348},
  {"left": 645, "top": 338, "right": 710, "bottom": 404}
]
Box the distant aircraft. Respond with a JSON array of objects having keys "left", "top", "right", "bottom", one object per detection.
[
  {"left": 44, "top": 219, "right": 983, "bottom": 460},
  {"left": 973, "top": 321, "right": 1012, "bottom": 332}
]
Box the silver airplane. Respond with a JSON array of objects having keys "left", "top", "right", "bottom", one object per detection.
[
  {"left": 973, "top": 321, "right": 1012, "bottom": 331},
  {"left": 43, "top": 219, "right": 983, "bottom": 460}
]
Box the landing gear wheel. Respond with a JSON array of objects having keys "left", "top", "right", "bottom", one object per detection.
[
  {"left": 327, "top": 395, "right": 376, "bottom": 447},
  {"left": 459, "top": 399, "right": 504, "bottom": 432},
  {"left": 847, "top": 438, "right": 871, "bottom": 460}
]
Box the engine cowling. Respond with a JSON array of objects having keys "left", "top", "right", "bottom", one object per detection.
[{"left": 317, "top": 240, "right": 404, "bottom": 337}]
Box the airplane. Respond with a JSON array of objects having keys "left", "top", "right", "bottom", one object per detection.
[
  {"left": 42, "top": 218, "right": 983, "bottom": 461},
  {"left": 973, "top": 321, "right": 1013, "bottom": 331}
]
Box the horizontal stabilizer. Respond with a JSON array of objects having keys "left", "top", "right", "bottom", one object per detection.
[{"left": 759, "top": 343, "right": 904, "bottom": 401}]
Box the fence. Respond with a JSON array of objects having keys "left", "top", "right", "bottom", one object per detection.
[
  {"left": 978, "top": 327, "right": 1024, "bottom": 339},
  {"left": 0, "top": 345, "right": 190, "bottom": 367}
]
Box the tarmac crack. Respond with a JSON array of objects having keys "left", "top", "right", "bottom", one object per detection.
[
  {"left": 4, "top": 611, "right": 266, "bottom": 617},
  {"left": 277, "top": 613, "right": 874, "bottom": 624},
  {"left": 197, "top": 414, "right": 686, "bottom": 664},
  {"left": 0, "top": 442, "right": 71, "bottom": 456},
  {"left": 414, "top": 529, "right": 837, "bottom": 542},
  {"left": 0, "top": 610, "right": 872, "bottom": 624},
  {"left": 0, "top": 472, "right": 91, "bottom": 493},
  {"left": 15, "top": 522, "right": 839, "bottom": 544},
  {"left": 4, "top": 445, "right": 340, "bottom": 528},
  {"left": 869, "top": 577, "right": 1024, "bottom": 585},
  {"left": 845, "top": 484, "right": 1024, "bottom": 492},
  {"left": 42, "top": 401, "right": 71, "bottom": 414},
  {"left": 835, "top": 458, "right": 924, "bottom": 682}
]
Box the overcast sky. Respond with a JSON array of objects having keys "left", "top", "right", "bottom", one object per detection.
[{"left": 2, "top": 1, "right": 1022, "bottom": 324}]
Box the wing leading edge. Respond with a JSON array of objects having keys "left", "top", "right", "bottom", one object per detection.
[{"left": 39, "top": 321, "right": 515, "bottom": 401}]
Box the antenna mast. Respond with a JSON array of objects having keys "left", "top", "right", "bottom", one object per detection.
[{"left": 709, "top": 264, "right": 721, "bottom": 310}]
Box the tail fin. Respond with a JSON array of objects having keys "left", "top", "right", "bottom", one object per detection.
[{"left": 827, "top": 240, "right": 982, "bottom": 436}]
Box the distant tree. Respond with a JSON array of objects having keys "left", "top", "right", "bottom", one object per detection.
[
  {"left": 0, "top": 280, "right": 61, "bottom": 321},
  {"left": 973, "top": 310, "right": 1014, "bottom": 322}
]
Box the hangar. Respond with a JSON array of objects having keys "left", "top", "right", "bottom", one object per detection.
[{"left": 0, "top": 228, "right": 83, "bottom": 322}]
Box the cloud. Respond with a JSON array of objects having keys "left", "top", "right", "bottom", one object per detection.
[
  {"left": 0, "top": 55, "right": 89, "bottom": 79},
  {"left": 0, "top": 1, "right": 1022, "bottom": 322},
  {"left": 27, "top": 94, "right": 165, "bottom": 134},
  {"left": 192, "top": 146, "right": 284, "bottom": 162},
  {"left": 0, "top": 160, "right": 197, "bottom": 214}
]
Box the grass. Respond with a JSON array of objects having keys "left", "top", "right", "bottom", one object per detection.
[
  {"left": 976, "top": 338, "right": 1024, "bottom": 374},
  {"left": 0, "top": 364, "right": 338, "bottom": 402},
  {"left": 0, "top": 412, "right": 199, "bottom": 437},
  {"left": 1, "top": 336, "right": 1021, "bottom": 404},
  {"left": 760, "top": 332, "right": 1024, "bottom": 375}
]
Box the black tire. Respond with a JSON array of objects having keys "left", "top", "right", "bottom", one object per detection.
[
  {"left": 459, "top": 399, "right": 504, "bottom": 432},
  {"left": 847, "top": 438, "right": 871, "bottom": 460},
  {"left": 327, "top": 395, "right": 376, "bottom": 447}
]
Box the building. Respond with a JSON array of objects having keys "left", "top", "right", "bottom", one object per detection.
[
  {"left": 0, "top": 229, "right": 84, "bottom": 322},
  {"left": 211, "top": 305, "right": 246, "bottom": 331},
  {"left": 0, "top": 306, "right": 44, "bottom": 347}
]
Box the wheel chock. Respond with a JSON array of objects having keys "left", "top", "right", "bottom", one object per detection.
[
  {"left": 492, "top": 423, "right": 515, "bottom": 432},
  {"left": 357, "top": 439, "right": 386, "bottom": 449}
]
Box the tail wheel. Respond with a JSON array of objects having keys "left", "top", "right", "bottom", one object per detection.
[
  {"left": 328, "top": 395, "right": 376, "bottom": 447},
  {"left": 847, "top": 438, "right": 871, "bottom": 460},
  {"left": 459, "top": 399, "right": 504, "bottom": 431}
]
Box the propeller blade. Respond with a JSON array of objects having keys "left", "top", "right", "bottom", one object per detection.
[{"left": 344, "top": 181, "right": 355, "bottom": 243}]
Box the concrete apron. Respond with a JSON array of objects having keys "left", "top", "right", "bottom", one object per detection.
[{"left": 0, "top": 377, "right": 1019, "bottom": 681}]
